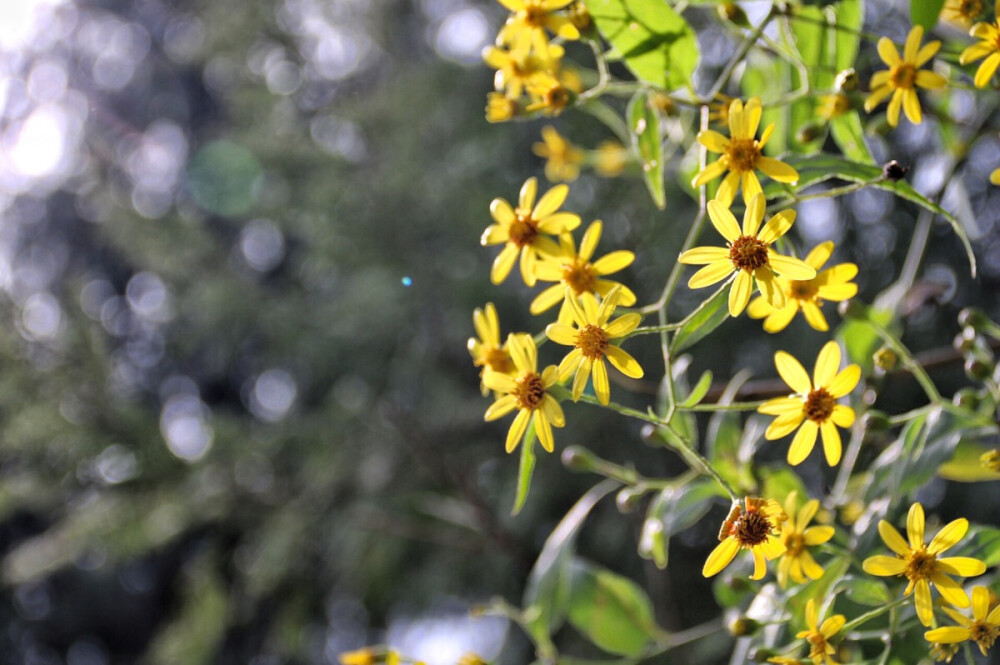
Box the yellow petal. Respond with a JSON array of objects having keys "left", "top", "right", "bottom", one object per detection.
[
  {"left": 775, "top": 351, "right": 812, "bottom": 394},
  {"left": 546, "top": 323, "right": 578, "bottom": 346},
  {"left": 826, "top": 365, "right": 861, "bottom": 397},
  {"left": 578, "top": 220, "right": 601, "bottom": 261},
  {"left": 559, "top": 348, "right": 583, "bottom": 383},
  {"left": 490, "top": 197, "right": 516, "bottom": 225},
  {"left": 533, "top": 410, "right": 555, "bottom": 452},
  {"left": 606, "top": 345, "right": 644, "bottom": 378},
  {"left": 763, "top": 302, "right": 798, "bottom": 333},
  {"left": 751, "top": 547, "right": 767, "bottom": 580},
  {"left": 491, "top": 243, "right": 519, "bottom": 284},
  {"left": 908, "top": 503, "right": 926, "bottom": 550},
  {"left": 816, "top": 283, "right": 857, "bottom": 301},
  {"left": 758, "top": 396, "right": 806, "bottom": 415},
  {"left": 743, "top": 193, "right": 766, "bottom": 236},
  {"left": 505, "top": 408, "right": 531, "bottom": 452},
  {"left": 530, "top": 284, "right": 566, "bottom": 314},
  {"left": 974, "top": 52, "right": 1000, "bottom": 88},
  {"left": 592, "top": 250, "right": 634, "bottom": 275},
  {"left": 972, "top": 586, "right": 990, "bottom": 621},
  {"left": 715, "top": 171, "right": 740, "bottom": 208},
  {"left": 937, "top": 557, "right": 987, "bottom": 577},
  {"left": 803, "top": 525, "right": 834, "bottom": 546},
  {"left": 757, "top": 156, "right": 799, "bottom": 183},
  {"left": 537, "top": 212, "right": 581, "bottom": 234},
  {"left": 787, "top": 420, "right": 818, "bottom": 465},
  {"left": 902, "top": 88, "right": 922, "bottom": 125},
  {"left": 604, "top": 313, "right": 641, "bottom": 339},
  {"left": 904, "top": 26, "right": 924, "bottom": 63},
  {"left": 519, "top": 177, "right": 538, "bottom": 211},
  {"left": 765, "top": 413, "right": 805, "bottom": 439},
  {"left": 915, "top": 578, "right": 934, "bottom": 626},
  {"left": 800, "top": 301, "right": 829, "bottom": 331},
  {"left": 728, "top": 98, "right": 746, "bottom": 139},
  {"left": 928, "top": 518, "right": 969, "bottom": 555},
  {"left": 879, "top": 520, "right": 912, "bottom": 556},
  {"left": 758, "top": 210, "right": 796, "bottom": 244},
  {"left": 532, "top": 183, "right": 569, "bottom": 219},
  {"left": 592, "top": 357, "right": 610, "bottom": 405},
  {"left": 813, "top": 340, "right": 841, "bottom": 388},
  {"left": 820, "top": 420, "right": 842, "bottom": 465},
  {"left": 863, "top": 555, "right": 907, "bottom": 576},
  {"left": 768, "top": 252, "right": 817, "bottom": 280},
  {"left": 741, "top": 171, "right": 763, "bottom": 207},
  {"left": 678, "top": 246, "right": 729, "bottom": 265},
  {"left": 820, "top": 615, "right": 845, "bottom": 638},
  {"left": 747, "top": 295, "right": 772, "bottom": 319},
  {"left": 756, "top": 269, "right": 785, "bottom": 310},
  {"left": 508, "top": 333, "right": 535, "bottom": 371},
  {"left": 915, "top": 40, "right": 941, "bottom": 67},
  {"left": 924, "top": 627, "right": 972, "bottom": 643},
  {"left": 697, "top": 129, "right": 731, "bottom": 153},
  {"left": 877, "top": 36, "right": 901, "bottom": 67},
  {"left": 799, "top": 549, "right": 825, "bottom": 579},
  {"left": 707, "top": 199, "right": 741, "bottom": 242},
  {"left": 484, "top": 372, "right": 517, "bottom": 394},
  {"left": 729, "top": 269, "right": 753, "bottom": 316},
  {"left": 692, "top": 158, "right": 729, "bottom": 188},
  {"left": 864, "top": 84, "right": 894, "bottom": 112},
  {"left": 703, "top": 537, "right": 740, "bottom": 577},
  {"left": 887, "top": 88, "right": 903, "bottom": 127},
  {"left": 745, "top": 97, "right": 762, "bottom": 138},
  {"left": 485, "top": 394, "right": 518, "bottom": 421},
  {"left": 960, "top": 41, "right": 993, "bottom": 65},
  {"left": 542, "top": 393, "right": 564, "bottom": 427},
  {"left": 688, "top": 260, "right": 734, "bottom": 289},
  {"left": 932, "top": 572, "right": 971, "bottom": 608}
]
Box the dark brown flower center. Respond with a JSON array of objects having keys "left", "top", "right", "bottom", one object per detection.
[
  {"left": 726, "top": 138, "right": 760, "bottom": 172},
  {"left": 509, "top": 214, "right": 539, "bottom": 247},
  {"left": 513, "top": 372, "right": 545, "bottom": 410},
  {"left": 961, "top": 0, "right": 983, "bottom": 18},
  {"left": 544, "top": 84, "right": 571, "bottom": 112},
  {"left": 891, "top": 63, "right": 917, "bottom": 89},
  {"left": 733, "top": 509, "right": 772, "bottom": 547},
  {"left": 804, "top": 388, "right": 835, "bottom": 423},
  {"left": 905, "top": 548, "right": 937, "bottom": 582},
  {"left": 729, "top": 235, "right": 770, "bottom": 272},
  {"left": 484, "top": 347, "right": 514, "bottom": 374},
  {"left": 970, "top": 622, "right": 999, "bottom": 653},
  {"left": 790, "top": 279, "right": 818, "bottom": 301},
  {"left": 577, "top": 324, "right": 609, "bottom": 359},
  {"left": 562, "top": 260, "right": 597, "bottom": 294},
  {"left": 522, "top": 2, "right": 547, "bottom": 26}
]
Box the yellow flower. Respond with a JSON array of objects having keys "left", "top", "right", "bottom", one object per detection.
[
  {"left": 593, "top": 140, "right": 629, "bottom": 177},
  {"left": 777, "top": 492, "right": 835, "bottom": 588},
  {"left": 525, "top": 73, "right": 575, "bottom": 116},
  {"left": 703, "top": 496, "right": 787, "bottom": 580},
  {"left": 757, "top": 341, "right": 860, "bottom": 466},
  {"left": 339, "top": 648, "right": 376, "bottom": 665},
  {"left": 486, "top": 92, "right": 518, "bottom": 123},
  {"left": 747, "top": 241, "right": 859, "bottom": 333},
  {"left": 708, "top": 92, "right": 735, "bottom": 126},
  {"left": 468, "top": 303, "right": 516, "bottom": 395},
  {"left": 533, "top": 126, "right": 584, "bottom": 182},
  {"left": 530, "top": 220, "right": 636, "bottom": 321},
  {"left": 864, "top": 26, "right": 947, "bottom": 127},
  {"left": 992, "top": 167, "right": 1000, "bottom": 185},
  {"left": 815, "top": 93, "right": 849, "bottom": 122},
  {"left": 678, "top": 194, "right": 816, "bottom": 317},
  {"left": 942, "top": 0, "right": 984, "bottom": 25},
  {"left": 862, "top": 502, "right": 987, "bottom": 626},
  {"left": 795, "top": 599, "right": 846, "bottom": 665},
  {"left": 692, "top": 97, "right": 800, "bottom": 207},
  {"left": 929, "top": 641, "right": 960, "bottom": 663},
  {"left": 482, "top": 42, "right": 563, "bottom": 100},
  {"left": 960, "top": 6, "right": 1000, "bottom": 88},
  {"left": 925, "top": 586, "right": 1000, "bottom": 656},
  {"left": 481, "top": 177, "right": 581, "bottom": 286},
  {"left": 496, "top": 0, "right": 580, "bottom": 59},
  {"left": 545, "top": 286, "right": 643, "bottom": 405},
  {"left": 483, "top": 333, "right": 565, "bottom": 453}
]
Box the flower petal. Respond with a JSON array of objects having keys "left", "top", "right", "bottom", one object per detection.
[
  {"left": 604, "top": 313, "right": 641, "bottom": 339},
  {"left": 813, "top": 341, "right": 841, "bottom": 388},
  {"left": 688, "top": 261, "right": 734, "bottom": 289},
  {"left": 741, "top": 171, "right": 763, "bottom": 207},
  {"left": 928, "top": 518, "right": 969, "bottom": 555},
  {"left": 533, "top": 410, "right": 555, "bottom": 452},
  {"left": 887, "top": 88, "right": 903, "bottom": 127},
  {"left": 924, "top": 626, "right": 972, "bottom": 644},
  {"left": 763, "top": 301, "right": 798, "bottom": 333},
  {"left": 759, "top": 396, "right": 806, "bottom": 415},
  {"left": 877, "top": 36, "right": 901, "bottom": 67},
  {"left": 745, "top": 97, "right": 762, "bottom": 138},
  {"left": 692, "top": 158, "right": 729, "bottom": 188},
  {"left": 606, "top": 345, "right": 644, "bottom": 378},
  {"left": 758, "top": 210, "right": 796, "bottom": 244},
  {"left": 820, "top": 615, "right": 845, "bottom": 638},
  {"left": 805, "top": 243, "right": 833, "bottom": 271},
  {"left": 728, "top": 269, "right": 753, "bottom": 316},
  {"left": 571, "top": 357, "right": 591, "bottom": 400},
  {"left": 532, "top": 183, "right": 567, "bottom": 218},
  {"left": 863, "top": 555, "right": 907, "bottom": 576},
  {"left": 505, "top": 408, "right": 531, "bottom": 453},
  {"left": 484, "top": 372, "right": 517, "bottom": 394},
  {"left": 820, "top": 421, "right": 842, "bottom": 465},
  {"left": 972, "top": 586, "right": 990, "bottom": 621},
  {"left": 787, "top": 420, "right": 818, "bottom": 465},
  {"left": 902, "top": 88, "right": 922, "bottom": 125},
  {"left": 697, "top": 129, "right": 731, "bottom": 153},
  {"left": 908, "top": 503, "right": 926, "bottom": 550},
  {"left": 592, "top": 250, "right": 635, "bottom": 275},
  {"left": 932, "top": 572, "right": 971, "bottom": 608},
  {"left": 937, "top": 557, "right": 987, "bottom": 577},
  {"left": 592, "top": 357, "right": 610, "bottom": 405},
  {"left": 751, "top": 547, "right": 767, "bottom": 580},
  {"left": 743, "top": 193, "right": 766, "bottom": 236},
  {"left": 558, "top": 348, "right": 583, "bottom": 382},
  {"left": 578, "top": 220, "right": 600, "bottom": 261},
  {"left": 491, "top": 243, "right": 520, "bottom": 284},
  {"left": 757, "top": 156, "right": 799, "bottom": 183},
  {"left": 879, "top": 521, "right": 911, "bottom": 556},
  {"left": 678, "top": 246, "right": 729, "bottom": 265},
  {"left": 766, "top": 412, "right": 806, "bottom": 440},
  {"left": 707, "top": 200, "right": 741, "bottom": 242},
  {"left": 800, "top": 302, "right": 828, "bottom": 331},
  {"left": 490, "top": 197, "right": 516, "bottom": 225},
  {"left": 799, "top": 549, "right": 826, "bottom": 580},
  {"left": 756, "top": 269, "right": 785, "bottom": 310},
  {"left": 484, "top": 394, "right": 518, "bottom": 421},
  {"left": 715, "top": 171, "right": 740, "bottom": 208},
  {"left": 703, "top": 537, "right": 740, "bottom": 577},
  {"left": 915, "top": 39, "right": 941, "bottom": 67},
  {"left": 803, "top": 525, "right": 834, "bottom": 546},
  {"left": 530, "top": 284, "right": 566, "bottom": 315},
  {"left": 904, "top": 26, "right": 924, "bottom": 63},
  {"left": 974, "top": 51, "right": 1000, "bottom": 88},
  {"left": 775, "top": 351, "right": 812, "bottom": 394},
  {"left": 546, "top": 323, "right": 578, "bottom": 346},
  {"left": 915, "top": 579, "right": 934, "bottom": 626},
  {"left": 768, "top": 252, "right": 817, "bottom": 280},
  {"left": 827, "top": 365, "right": 861, "bottom": 397}
]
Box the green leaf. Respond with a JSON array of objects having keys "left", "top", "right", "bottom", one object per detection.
[
  {"left": 512, "top": 424, "right": 537, "bottom": 516},
  {"left": 759, "top": 466, "right": 809, "bottom": 507},
  {"left": 765, "top": 153, "right": 976, "bottom": 276},
  {"left": 741, "top": 53, "right": 790, "bottom": 155},
  {"left": 523, "top": 480, "right": 619, "bottom": 640},
  {"left": 961, "top": 526, "right": 1000, "bottom": 567},
  {"left": 829, "top": 111, "right": 874, "bottom": 164},
  {"left": 680, "top": 369, "right": 713, "bottom": 407},
  {"left": 671, "top": 283, "right": 730, "bottom": 353},
  {"left": 836, "top": 306, "right": 894, "bottom": 376},
  {"left": 837, "top": 575, "right": 890, "bottom": 606},
  {"left": 627, "top": 91, "right": 665, "bottom": 209},
  {"left": 567, "top": 559, "right": 663, "bottom": 656},
  {"left": 911, "top": 0, "right": 946, "bottom": 30},
  {"left": 584, "top": 0, "right": 698, "bottom": 90},
  {"left": 640, "top": 480, "right": 724, "bottom": 569},
  {"left": 835, "top": 0, "right": 864, "bottom": 71}
]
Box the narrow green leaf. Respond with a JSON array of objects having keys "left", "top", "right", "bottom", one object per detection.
[
  {"left": 911, "top": 0, "right": 946, "bottom": 30},
  {"left": 671, "top": 283, "right": 730, "bottom": 353},
  {"left": 567, "top": 559, "right": 663, "bottom": 656},
  {"left": 680, "top": 370, "right": 713, "bottom": 407},
  {"left": 583, "top": 0, "right": 698, "bottom": 90},
  {"left": 835, "top": 0, "right": 864, "bottom": 72},
  {"left": 961, "top": 526, "right": 1000, "bottom": 567},
  {"left": 837, "top": 575, "right": 890, "bottom": 606},
  {"left": 640, "top": 480, "right": 722, "bottom": 569},
  {"left": 512, "top": 424, "right": 537, "bottom": 516},
  {"left": 523, "top": 480, "right": 619, "bottom": 638},
  {"left": 829, "top": 111, "right": 874, "bottom": 164},
  {"left": 627, "top": 91, "right": 665, "bottom": 209}
]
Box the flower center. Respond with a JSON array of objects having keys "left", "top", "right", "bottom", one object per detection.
[
  {"left": 726, "top": 138, "right": 760, "bottom": 172},
  {"left": 513, "top": 372, "right": 546, "bottom": 410},
  {"left": 905, "top": 548, "right": 937, "bottom": 582},
  {"left": 484, "top": 347, "right": 514, "bottom": 374},
  {"left": 804, "top": 388, "right": 835, "bottom": 423},
  {"left": 961, "top": 0, "right": 983, "bottom": 18},
  {"left": 729, "top": 235, "right": 770, "bottom": 272},
  {"left": 509, "top": 214, "right": 539, "bottom": 247},
  {"left": 970, "top": 622, "right": 999, "bottom": 653},
  {"left": 891, "top": 64, "right": 917, "bottom": 89},
  {"left": 543, "top": 84, "right": 571, "bottom": 113},
  {"left": 784, "top": 532, "right": 805, "bottom": 557},
  {"left": 562, "top": 260, "right": 597, "bottom": 294},
  {"left": 733, "top": 509, "right": 772, "bottom": 547},
  {"left": 790, "top": 279, "right": 818, "bottom": 301},
  {"left": 576, "top": 324, "right": 609, "bottom": 359}
]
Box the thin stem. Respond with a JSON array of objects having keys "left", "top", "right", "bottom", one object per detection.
[
  {"left": 576, "top": 38, "right": 612, "bottom": 103},
  {"left": 841, "top": 597, "right": 908, "bottom": 634},
  {"left": 865, "top": 316, "right": 943, "bottom": 404},
  {"left": 678, "top": 400, "right": 766, "bottom": 412},
  {"left": 767, "top": 179, "right": 879, "bottom": 210},
  {"left": 887, "top": 404, "right": 937, "bottom": 426},
  {"left": 705, "top": 8, "right": 777, "bottom": 103}
]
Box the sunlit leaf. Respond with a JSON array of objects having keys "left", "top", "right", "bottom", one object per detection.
[
  {"left": 671, "top": 284, "right": 730, "bottom": 353},
  {"left": 680, "top": 369, "right": 713, "bottom": 407},
  {"left": 627, "top": 91, "right": 665, "bottom": 209},
  {"left": 512, "top": 423, "right": 537, "bottom": 516},
  {"left": 837, "top": 575, "right": 890, "bottom": 606}
]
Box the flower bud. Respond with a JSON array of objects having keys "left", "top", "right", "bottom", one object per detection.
[
  {"left": 835, "top": 68, "right": 858, "bottom": 91},
  {"left": 882, "top": 160, "right": 909, "bottom": 181},
  {"left": 954, "top": 327, "right": 977, "bottom": 353},
  {"left": 873, "top": 346, "right": 897, "bottom": 372},
  {"left": 838, "top": 299, "right": 868, "bottom": 319},
  {"left": 965, "top": 357, "right": 993, "bottom": 381},
  {"left": 717, "top": 2, "right": 749, "bottom": 25},
  {"left": 797, "top": 122, "right": 823, "bottom": 143},
  {"left": 952, "top": 388, "right": 980, "bottom": 410},
  {"left": 958, "top": 307, "right": 989, "bottom": 330},
  {"left": 616, "top": 486, "right": 644, "bottom": 513},
  {"left": 728, "top": 617, "right": 761, "bottom": 636},
  {"left": 862, "top": 410, "right": 890, "bottom": 432},
  {"left": 561, "top": 445, "right": 596, "bottom": 472}
]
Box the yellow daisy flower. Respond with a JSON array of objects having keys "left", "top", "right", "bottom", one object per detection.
[
  {"left": 468, "top": 303, "right": 516, "bottom": 395},
  {"left": 992, "top": 168, "right": 1000, "bottom": 185},
  {"left": 525, "top": 73, "right": 575, "bottom": 116},
  {"left": 530, "top": 220, "right": 636, "bottom": 321},
  {"left": 747, "top": 241, "right": 859, "bottom": 333},
  {"left": 545, "top": 286, "right": 643, "bottom": 405},
  {"left": 692, "top": 97, "right": 800, "bottom": 207},
  {"left": 703, "top": 496, "right": 787, "bottom": 580},
  {"left": 593, "top": 140, "right": 629, "bottom": 177},
  {"left": 796, "top": 599, "right": 846, "bottom": 665},
  {"left": 483, "top": 333, "right": 565, "bottom": 453},
  {"left": 864, "top": 26, "right": 947, "bottom": 127},
  {"left": 942, "top": 0, "right": 985, "bottom": 26},
  {"left": 960, "top": 6, "right": 1000, "bottom": 88},
  {"left": 707, "top": 92, "right": 735, "bottom": 126},
  {"left": 777, "top": 492, "right": 835, "bottom": 588},
  {"left": 496, "top": 0, "right": 580, "bottom": 59},
  {"left": 533, "top": 126, "right": 584, "bottom": 182},
  {"left": 481, "top": 177, "right": 581, "bottom": 286},
  {"left": 862, "top": 502, "right": 987, "bottom": 626},
  {"left": 482, "top": 41, "right": 564, "bottom": 100},
  {"left": 678, "top": 194, "right": 816, "bottom": 317},
  {"left": 757, "top": 341, "right": 860, "bottom": 466},
  {"left": 925, "top": 586, "right": 1000, "bottom": 657},
  {"left": 929, "top": 642, "right": 960, "bottom": 663}
]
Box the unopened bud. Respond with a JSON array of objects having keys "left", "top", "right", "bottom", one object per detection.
[
  {"left": 750, "top": 648, "right": 778, "bottom": 662},
  {"left": 561, "top": 445, "right": 596, "bottom": 472},
  {"left": 835, "top": 68, "right": 858, "bottom": 91},
  {"left": 954, "top": 327, "right": 977, "bottom": 353},
  {"left": 717, "top": 2, "right": 749, "bottom": 25},
  {"left": 965, "top": 358, "right": 993, "bottom": 381},
  {"left": 952, "top": 388, "right": 980, "bottom": 410},
  {"left": 958, "top": 307, "right": 989, "bottom": 330},
  {"left": 729, "top": 617, "right": 761, "bottom": 637},
  {"left": 616, "top": 486, "right": 644, "bottom": 513},
  {"left": 882, "top": 160, "right": 909, "bottom": 180},
  {"left": 862, "top": 410, "right": 890, "bottom": 432},
  {"left": 981, "top": 449, "right": 1000, "bottom": 472},
  {"left": 873, "top": 346, "right": 897, "bottom": 372},
  {"left": 797, "top": 122, "right": 823, "bottom": 143},
  {"left": 838, "top": 299, "right": 868, "bottom": 319}
]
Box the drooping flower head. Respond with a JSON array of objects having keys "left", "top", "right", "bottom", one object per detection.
[
  {"left": 703, "top": 496, "right": 787, "bottom": 580},
  {"left": 481, "top": 177, "right": 581, "bottom": 286},
  {"left": 757, "top": 341, "right": 860, "bottom": 466},
  {"left": 942, "top": 0, "right": 985, "bottom": 26},
  {"left": 864, "top": 26, "right": 947, "bottom": 127},
  {"left": 468, "top": 303, "right": 516, "bottom": 395},
  {"left": 795, "top": 599, "right": 846, "bottom": 665},
  {"left": 960, "top": 2, "right": 1000, "bottom": 88},
  {"left": 692, "top": 97, "right": 800, "bottom": 206},
  {"left": 483, "top": 42, "right": 564, "bottom": 100},
  {"left": 495, "top": 0, "right": 580, "bottom": 59},
  {"left": 531, "top": 220, "right": 636, "bottom": 322},
  {"left": 925, "top": 586, "right": 1000, "bottom": 657},
  {"left": 747, "top": 241, "right": 859, "bottom": 333},
  {"left": 483, "top": 333, "right": 565, "bottom": 453},
  {"left": 545, "top": 286, "right": 643, "bottom": 405},
  {"left": 862, "top": 502, "right": 987, "bottom": 626},
  {"left": 777, "top": 491, "right": 835, "bottom": 588},
  {"left": 533, "top": 125, "right": 584, "bottom": 182},
  {"left": 678, "top": 194, "right": 816, "bottom": 317}
]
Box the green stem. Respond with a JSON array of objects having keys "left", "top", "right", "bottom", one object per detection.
[
  {"left": 865, "top": 316, "right": 943, "bottom": 404},
  {"left": 767, "top": 179, "right": 878, "bottom": 210},
  {"left": 704, "top": 8, "right": 777, "bottom": 103},
  {"left": 678, "top": 400, "right": 766, "bottom": 412},
  {"left": 841, "top": 597, "right": 908, "bottom": 634}
]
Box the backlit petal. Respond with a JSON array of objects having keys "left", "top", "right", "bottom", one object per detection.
[
  {"left": 698, "top": 129, "right": 731, "bottom": 153},
  {"left": 707, "top": 200, "right": 741, "bottom": 242},
  {"left": 703, "top": 536, "right": 740, "bottom": 577},
  {"left": 745, "top": 97, "right": 762, "bottom": 138},
  {"left": 530, "top": 284, "right": 566, "bottom": 314},
  {"left": 803, "top": 525, "right": 834, "bottom": 546},
  {"left": 937, "top": 557, "right": 987, "bottom": 576},
  {"left": 863, "top": 555, "right": 907, "bottom": 576},
  {"left": 827, "top": 365, "right": 861, "bottom": 397},
  {"left": 505, "top": 409, "right": 531, "bottom": 453},
  {"left": 592, "top": 358, "right": 610, "bottom": 405},
  {"left": 878, "top": 520, "right": 911, "bottom": 556},
  {"left": 775, "top": 351, "right": 812, "bottom": 394},
  {"left": 887, "top": 88, "right": 903, "bottom": 127},
  {"left": 751, "top": 547, "right": 767, "bottom": 580},
  {"left": 532, "top": 183, "right": 567, "bottom": 218},
  {"left": 577, "top": 220, "right": 600, "bottom": 260},
  {"left": 908, "top": 503, "right": 926, "bottom": 550},
  {"left": 973, "top": 586, "right": 990, "bottom": 621},
  {"left": 688, "top": 261, "right": 735, "bottom": 289},
  {"left": 606, "top": 345, "right": 644, "bottom": 378},
  {"left": 756, "top": 269, "right": 785, "bottom": 309},
  {"left": 741, "top": 171, "right": 763, "bottom": 206},
  {"left": 928, "top": 519, "right": 969, "bottom": 554},
  {"left": 604, "top": 313, "right": 641, "bottom": 339},
  {"left": 491, "top": 243, "right": 519, "bottom": 284},
  {"left": 924, "top": 627, "right": 973, "bottom": 643},
  {"left": 787, "top": 420, "right": 818, "bottom": 465},
  {"left": 692, "top": 158, "right": 729, "bottom": 187},
  {"left": 932, "top": 573, "right": 971, "bottom": 608},
  {"left": 729, "top": 269, "right": 752, "bottom": 316},
  {"left": 571, "top": 358, "right": 591, "bottom": 400},
  {"left": 490, "top": 197, "right": 516, "bottom": 225},
  {"left": 813, "top": 341, "right": 841, "bottom": 388},
  {"left": 902, "top": 88, "right": 922, "bottom": 125},
  {"left": 758, "top": 396, "right": 805, "bottom": 415},
  {"left": 546, "top": 323, "right": 578, "bottom": 346},
  {"left": 915, "top": 579, "right": 934, "bottom": 626},
  {"left": 716, "top": 171, "right": 740, "bottom": 207},
  {"left": 743, "top": 193, "right": 766, "bottom": 236},
  {"left": 904, "top": 26, "right": 924, "bottom": 63},
  {"left": 974, "top": 52, "right": 1000, "bottom": 88},
  {"left": 757, "top": 156, "right": 799, "bottom": 183},
  {"left": 801, "top": 302, "right": 828, "bottom": 331},
  {"left": 678, "top": 246, "right": 729, "bottom": 265},
  {"left": 766, "top": 413, "right": 806, "bottom": 440},
  {"left": 763, "top": 302, "right": 798, "bottom": 333},
  {"left": 820, "top": 421, "right": 842, "bottom": 465},
  {"left": 768, "top": 252, "right": 817, "bottom": 280},
  {"left": 484, "top": 372, "right": 517, "bottom": 394},
  {"left": 758, "top": 210, "right": 796, "bottom": 244},
  {"left": 877, "top": 36, "right": 901, "bottom": 67},
  {"left": 592, "top": 250, "right": 635, "bottom": 274},
  {"left": 484, "top": 394, "right": 518, "bottom": 421},
  {"left": 915, "top": 39, "right": 941, "bottom": 67},
  {"left": 533, "top": 410, "right": 555, "bottom": 452}
]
